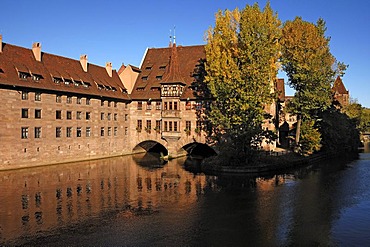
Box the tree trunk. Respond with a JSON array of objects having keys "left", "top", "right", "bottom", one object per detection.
[{"left": 295, "top": 114, "right": 302, "bottom": 145}]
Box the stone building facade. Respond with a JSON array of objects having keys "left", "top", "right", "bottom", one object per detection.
[
  {"left": 0, "top": 35, "right": 131, "bottom": 169},
  {"left": 1, "top": 35, "right": 281, "bottom": 169}
]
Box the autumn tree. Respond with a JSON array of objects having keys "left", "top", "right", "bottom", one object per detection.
[
  {"left": 281, "top": 17, "right": 336, "bottom": 149},
  {"left": 204, "top": 3, "right": 281, "bottom": 164}
]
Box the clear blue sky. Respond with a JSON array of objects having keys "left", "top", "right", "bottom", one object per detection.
[{"left": 1, "top": 0, "right": 369, "bottom": 107}]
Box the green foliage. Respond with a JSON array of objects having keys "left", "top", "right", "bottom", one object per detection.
[
  {"left": 204, "top": 2, "right": 281, "bottom": 162},
  {"left": 360, "top": 108, "right": 370, "bottom": 133},
  {"left": 318, "top": 107, "right": 361, "bottom": 152},
  {"left": 298, "top": 120, "right": 322, "bottom": 155}
]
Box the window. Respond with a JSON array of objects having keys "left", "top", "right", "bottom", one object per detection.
[
  {"left": 101, "top": 112, "right": 104, "bottom": 120},
  {"left": 125, "top": 127, "right": 128, "bottom": 135},
  {"left": 32, "top": 74, "right": 42, "bottom": 81},
  {"left": 186, "top": 101, "right": 191, "bottom": 110},
  {"left": 196, "top": 102, "right": 202, "bottom": 110},
  {"left": 125, "top": 103, "right": 128, "bottom": 109},
  {"left": 108, "top": 101, "right": 111, "bottom": 107},
  {"left": 156, "top": 120, "right": 161, "bottom": 131},
  {"left": 35, "top": 92, "right": 41, "bottom": 101},
  {"left": 159, "top": 65, "right": 166, "bottom": 70},
  {"left": 101, "top": 100, "right": 104, "bottom": 106},
  {"left": 114, "top": 102, "right": 117, "bottom": 108},
  {"left": 77, "top": 111, "right": 82, "bottom": 120},
  {"left": 174, "top": 102, "right": 178, "bottom": 110},
  {"left": 35, "top": 109, "right": 41, "bottom": 119},
  {"left": 100, "top": 127, "right": 104, "bottom": 136},
  {"left": 146, "top": 120, "right": 151, "bottom": 132},
  {"left": 174, "top": 121, "right": 178, "bottom": 132},
  {"left": 125, "top": 114, "right": 128, "bottom": 121},
  {"left": 67, "top": 111, "right": 72, "bottom": 120},
  {"left": 164, "top": 121, "right": 168, "bottom": 132},
  {"left": 142, "top": 76, "right": 148, "bottom": 81},
  {"left": 56, "top": 95, "right": 62, "bottom": 103},
  {"left": 56, "top": 110, "right": 62, "bottom": 119},
  {"left": 19, "top": 72, "right": 30, "bottom": 79},
  {"left": 147, "top": 101, "right": 152, "bottom": 110},
  {"left": 77, "top": 97, "right": 82, "bottom": 104},
  {"left": 137, "top": 120, "right": 142, "bottom": 131},
  {"left": 86, "top": 98, "right": 91, "bottom": 105},
  {"left": 53, "top": 77, "right": 62, "bottom": 84},
  {"left": 145, "top": 66, "right": 152, "bottom": 70},
  {"left": 66, "top": 127, "right": 72, "bottom": 137},
  {"left": 77, "top": 127, "right": 82, "bottom": 137},
  {"left": 86, "top": 127, "right": 91, "bottom": 137},
  {"left": 164, "top": 102, "right": 168, "bottom": 110},
  {"left": 186, "top": 121, "right": 191, "bottom": 131},
  {"left": 56, "top": 127, "right": 62, "bottom": 138},
  {"left": 67, "top": 96, "right": 72, "bottom": 104},
  {"left": 196, "top": 120, "right": 202, "bottom": 130},
  {"left": 21, "top": 127, "right": 28, "bottom": 139},
  {"left": 137, "top": 101, "right": 142, "bottom": 110},
  {"left": 169, "top": 121, "right": 173, "bottom": 131},
  {"left": 114, "top": 127, "right": 118, "bottom": 136},
  {"left": 21, "top": 108, "right": 29, "bottom": 118},
  {"left": 34, "top": 127, "right": 41, "bottom": 138},
  {"left": 156, "top": 102, "right": 161, "bottom": 110},
  {"left": 156, "top": 75, "right": 162, "bottom": 80},
  {"left": 22, "top": 91, "right": 28, "bottom": 100},
  {"left": 108, "top": 127, "right": 112, "bottom": 136},
  {"left": 86, "top": 112, "right": 91, "bottom": 120},
  {"left": 107, "top": 113, "right": 111, "bottom": 120}
]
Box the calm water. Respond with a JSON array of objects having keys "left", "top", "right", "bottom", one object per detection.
[{"left": 1, "top": 144, "right": 370, "bottom": 246}]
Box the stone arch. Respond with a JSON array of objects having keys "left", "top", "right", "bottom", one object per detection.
[
  {"left": 133, "top": 140, "right": 168, "bottom": 155},
  {"left": 181, "top": 142, "right": 217, "bottom": 157}
]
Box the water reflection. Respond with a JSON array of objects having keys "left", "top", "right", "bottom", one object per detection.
[{"left": 0, "top": 148, "right": 369, "bottom": 246}]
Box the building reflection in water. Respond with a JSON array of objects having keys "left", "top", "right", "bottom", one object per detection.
[
  {"left": 0, "top": 153, "right": 361, "bottom": 245},
  {"left": 0, "top": 154, "right": 212, "bottom": 243}
]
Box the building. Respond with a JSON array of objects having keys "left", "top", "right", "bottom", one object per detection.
[
  {"left": 332, "top": 76, "right": 349, "bottom": 107},
  {"left": 126, "top": 41, "right": 208, "bottom": 156},
  {"left": 0, "top": 35, "right": 131, "bottom": 168},
  {"left": 0, "top": 35, "right": 281, "bottom": 169}
]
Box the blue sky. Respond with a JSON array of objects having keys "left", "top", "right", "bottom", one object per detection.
[{"left": 1, "top": 0, "right": 369, "bottom": 107}]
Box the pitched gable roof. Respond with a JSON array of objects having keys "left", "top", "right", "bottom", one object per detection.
[
  {"left": 332, "top": 76, "right": 348, "bottom": 95},
  {"left": 130, "top": 45, "right": 205, "bottom": 100},
  {"left": 0, "top": 42, "right": 130, "bottom": 101}
]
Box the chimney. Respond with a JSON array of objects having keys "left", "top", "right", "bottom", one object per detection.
[
  {"left": 80, "top": 55, "right": 88, "bottom": 72},
  {"left": 0, "top": 34, "right": 2, "bottom": 53},
  {"left": 106, "top": 62, "right": 112, "bottom": 77},
  {"left": 32, "top": 42, "right": 41, "bottom": 61}
]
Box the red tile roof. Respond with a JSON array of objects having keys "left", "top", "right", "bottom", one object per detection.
[
  {"left": 130, "top": 45, "right": 205, "bottom": 100},
  {"left": 0, "top": 43, "right": 130, "bottom": 101},
  {"left": 332, "top": 76, "right": 348, "bottom": 95}
]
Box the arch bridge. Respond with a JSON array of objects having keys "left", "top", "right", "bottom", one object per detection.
[{"left": 131, "top": 131, "right": 216, "bottom": 158}]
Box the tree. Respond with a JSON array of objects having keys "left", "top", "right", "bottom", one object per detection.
[
  {"left": 281, "top": 17, "right": 335, "bottom": 147},
  {"left": 204, "top": 3, "right": 281, "bottom": 164}
]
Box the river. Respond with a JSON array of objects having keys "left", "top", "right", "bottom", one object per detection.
[{"left": 1, "top": 144, "right": 370, "bottom": 246}]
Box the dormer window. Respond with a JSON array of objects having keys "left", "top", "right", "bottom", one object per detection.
[
  {"left": 111, "top": 87, "right": 117, "bottom": 91},
  {"left": 32, "top": 74, "right": 43, "bottom": 81},
  {"left": 53, "top": 77, "right": 63, "bottom": 84},
  {"left": 136, "top": 87, "right": 145, "bottom": 91},
  {"left": 159, "top": 65, "right": 166, "bottom": 70},
  {"left": 19, "top": 71, "right": 30, "bottom": 80},
  {"left": 156, "top": 75, "right": 162, "bottom": 80},
  {"left": 0, "top": 68, "right": 4, "bottom": 73},
  {"left": 98, "top": 84, "right": 104, "bottom": 90},
  {"left": 142, "top": 76, "right": 148, "bottom": 81},
  {"left": 83, "top": 82, "right": 91, "bottom": 88},
  {"left": 145, "top": 66, "right": 152, "bottom": 70},
  {"left": 64, "top": 79, "right": 72, "bottom": 85},
  {"left": 74, "top": 80, "right": 82, "bottom": 87}
]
